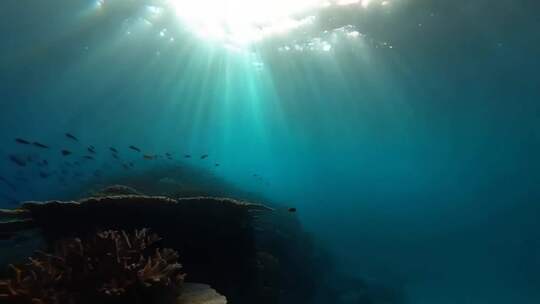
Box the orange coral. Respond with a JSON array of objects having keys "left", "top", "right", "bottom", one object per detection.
[{"left": 0, "top": 229, "right": 184, "bottom": 304}]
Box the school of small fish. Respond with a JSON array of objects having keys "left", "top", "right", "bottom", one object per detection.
[{"left": 1, "top": 133, "right": 272, "bottom": 207}]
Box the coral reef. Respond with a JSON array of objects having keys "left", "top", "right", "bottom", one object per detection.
[
  {"left": 0, "top": 186, "right": 405, "bottom": 304},
  {"left": 90, "top": 185, "right": 143, "bottom": 197},
  {"left": 0, "top": 229, "right": 184, "bottom": 304},
  {"left": 0, "top": 195, "right": 270, "bottom": 303}
]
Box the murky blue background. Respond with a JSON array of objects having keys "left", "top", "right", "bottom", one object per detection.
[{"left": 1, "top": 1, "right": 540, "bottom": 303}]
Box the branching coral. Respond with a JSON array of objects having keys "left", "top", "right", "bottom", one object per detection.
[{"left": 0, "top": 229, "right": 185, "bottom": 304}]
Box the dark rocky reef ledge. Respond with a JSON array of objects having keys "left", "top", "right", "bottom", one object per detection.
[{"left": 1, "top": 195, "right": 273, "bottom": 304}]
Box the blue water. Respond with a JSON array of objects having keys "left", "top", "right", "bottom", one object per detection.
[{"left": 1, "top": 0, "right": 540, "bottom": 303}]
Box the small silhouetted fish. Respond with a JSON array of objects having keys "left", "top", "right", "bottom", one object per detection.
[
  {"left": 65, "top": 133, "right": 78, "bottom": 141},
  {"left": 129, "top": 162, "right": 134, "bottom": 167},
  {"left": 88, "top": 146, "right": 96, "bottom": 154},
  {"left": 166, "top": 152, "right": 172, "bottom": 157},
  {"left": 9, "top": 155, "right": 26, "bottom": 167},
  {"left": 129, "top": 145, "right": 141, "bottom": 152},
  {"left": 110, "top": 147, "right": 118, "bottom": 153},
  {"left": 84, "top": 156, "right": 95, "bottom": 160},
  {"left": 0, "top": 177, "right": 16, "bottom": 192},
  {"left": 32, "top": 142, "right": 49, "bottom": 149},
  {"left": 143, "top": 154, "right": 154, "bottom": 160},
  {"left": 112, "top": 154, "right": 119, "bottom": 160},
  {"left": 61, "top": 150, "right": 72, "bottom": 156},
  {"left": 288, "top": 208, "right": 297, "bottom": 213},
  {"left": 122, "top": 164, "right": 130, "bottom": 170},
  {"left": 215, "top": 163, "right": 220, "bottom": 167},
  {"left": 184, "top": 154, "right": 191, "bottom": 158},
  {"left": 15, "top": 138, "right": 30, "bottom": 145},
  {"left": 200, "top": 154, "right": 208, "bottom": 159}
]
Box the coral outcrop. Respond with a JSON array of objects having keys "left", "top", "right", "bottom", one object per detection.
[
  {"left": 90, "top": 185, "right": 143, "bottom": 197},
  {"left": 0, "top": 195, "right": 270, "bottom": 303}
]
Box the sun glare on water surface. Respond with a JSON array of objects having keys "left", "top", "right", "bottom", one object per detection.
[
  {"left": 94, "top": 0, "right": 395, "bottom": 51},
  {"left": 169, "top": 0, "right": 320, "bottom": 45},
  {"left": 166, "top": 0, "right": 392, "bottom": 46}
]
